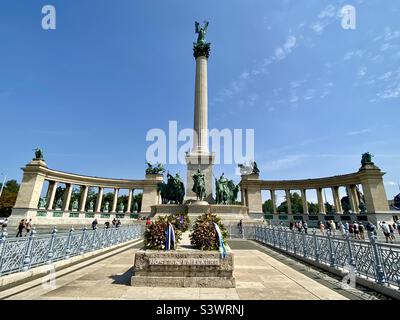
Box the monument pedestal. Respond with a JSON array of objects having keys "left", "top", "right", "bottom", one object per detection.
[{"left": 131, "top": 248, "right": 235, "bottom": 288}]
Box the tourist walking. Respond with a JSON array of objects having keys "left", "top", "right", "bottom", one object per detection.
[
  {"left": 353, "top": 221, "right": 360, "bottom": 240},
  {"left": 397, "top": 221, "right": 400, "bottom": 236},
  {"left": 237, "top": 219, "right": 243, "bottom": 237},
  {"left": 116, "top": 219, "right": 121, "bottom": 228},
  {"left": 380, "top": 221, "right": 393, "bottom": 243},
  {"left": 112, "top": 218, "right": 117, "bottom": 227},
  {"left": 16, "top": 219, "right": 25, "bottom": 237},
  {"left": 297, "top": 221, "right": 302, "bottom": 233},
  {"left": 104, "top": 221, "right": 110, "bottom": 229},
  {"left": 146, "top": 217, "right": 151, "bottom": 227},
  {"left": 289, "top": 221, "right": 294, "bottom": 231},
  {"left": 348, "top": 222, "right": 354, "bottom": 238},
  {"left": 339, "top": 222, "right": 346, "bottom": 237},
  {"left": 91, "top": 218, "right": 98, "bottom": 230},
  {"left": 388, "top": 223, "right": 395, "bottom": 241},
  {"left": 344, "top": 221, "right": 349, "bottom": 233}
]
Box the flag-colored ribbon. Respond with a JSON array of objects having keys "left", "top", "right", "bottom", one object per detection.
[
  {"left": 213, "top": 222, "right": 226, "bottom": 259},
  {"left": 165, "top": 222, "right": 176, "bottom": 251}
]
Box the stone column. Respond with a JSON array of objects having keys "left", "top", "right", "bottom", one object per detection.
[
  {"left": 79, "top": 185, "right": 89, "bottom": 212},
  {"left": 192, "top": 55, "right": 209, "bottom": 154},
  {"left": 270, "top": 190, "right": 278, "bottom": 214},
  {"left": 332, "top": 187, "right": 342, "bottom": 214},
  {"left": 241, "top": 189, "right": 246, "bottom": 206},
  {"left": 46, "top": 181, "right": 58, "bottom": 211},
  {"left": 285, "top": 190, "right": 292, "bottom": 214},
  {"left": 142, "top": 174, "right": 164, "bottom": 213},
  {"left": 301, "top": 189, "right": 309, "bottom": 214},
  {"left": 95, "top": 187, "right": 104, "bottom": 213},
  {"left": 111, "top": 188, "right": 119, "bottom": 213},
  {"left": 126, "top": 189, "right": 133, "bottom": 213},
  {"left": 347, "top": 185, "right": 359, "bottom": 214},
  {"left": 62, "top": 184, "right": 73, "bottom": 211},
  {"left": 317, "top": 188, "right": 326, "bottom": 214}
]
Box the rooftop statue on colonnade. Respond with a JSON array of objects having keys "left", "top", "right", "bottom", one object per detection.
[
  {"left": 145, "top": 162, "right": 166, "bottom": 175},
  {"left": 33, "top": 147, "right": 44, "bottom": 160},
  {"left": 361, "top": 152, "right": 374, "bottom": 166}
]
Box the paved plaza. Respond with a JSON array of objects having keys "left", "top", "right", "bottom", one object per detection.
[{"left": 1, "top": 239, "right": 389, "bottom": 300}]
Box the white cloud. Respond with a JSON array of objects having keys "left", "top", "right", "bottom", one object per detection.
[
  {"left": 385, "top": 181, "right": 398, "bottom": 187},
  {"left": 347, "top": 128, "right": 371, "bottom": 136},
  {"left": 357, "top": 66, "right": 367, "bottom": 78},
  {"left": 318, "top": 5, "right": 336, "bottom": 19},
  {"left": 264, "top": 155, "right": 307, "bottom": 171}
]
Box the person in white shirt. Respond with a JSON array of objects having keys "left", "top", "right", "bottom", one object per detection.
[
  {"left": 380, "top": 222, "right": 392, "bottom": 243},
  {"left": 353, "top": 221, "right": 360, "bottom": 240}
]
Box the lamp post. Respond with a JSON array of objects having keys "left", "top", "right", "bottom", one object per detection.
[{"left": 0, "top": 173, "right": 6, "bottom": 198}]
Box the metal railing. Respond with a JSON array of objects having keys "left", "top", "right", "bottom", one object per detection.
[
  {"left": 250, "top": 225, "right": 400, "bottom": 289},
  {"left": 0, "top": 224, "right": 144, "bottom": 277}
]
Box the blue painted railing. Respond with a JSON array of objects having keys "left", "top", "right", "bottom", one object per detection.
[
  {"left": 251, "top": 225, "right": 400, "bottom": 289},
  {"left": 0, "top": 224, "right": 144, "bottom": 276}
]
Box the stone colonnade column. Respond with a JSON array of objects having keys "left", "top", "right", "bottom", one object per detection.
[
  {"left": 46, "top": 181, "right": 58, "bottom": 211},
  {"left": 317, "top": 188, "right": 326, "bottom": 214},
  {"left": 79, "top": 185, "right": 89, "bottom": 212},
  {"left": 270, "top": 190, "right": 278, "bottom": 214},
  {"left": 95, "top": 187, "right": 104, "bottom": 213},
  {"left": 347, "top": 185, "right": 359, "bottom": 213},
  {"left": 126, "top": 189, "right": 134, "bottom": 214},
  {"left": 301, "top": 189, "right": 309, "bottom": 214},
  {"left": 112, "top": 188, "right": 119, "bottom": 213},
  {"left": 285, "top": 190, "right": 292, "bottom": 214},
  {"left": 62, "top": 184, "right": 73, "bottom": 211},
  {"left": 332, "top": 187, "right": 342, "bottom": 214}
]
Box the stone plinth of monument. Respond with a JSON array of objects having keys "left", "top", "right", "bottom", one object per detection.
[{"left": 131, "top": 232, "right": 235, "bottom": 288}]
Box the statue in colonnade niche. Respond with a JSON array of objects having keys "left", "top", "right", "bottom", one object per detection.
[
  {"left": 38, "top": 197, "right": 46, "bottom": 209},
  {"left": 88, "top": 201, "right": 94, "bottom": 211},
  {"left": 71, "top": 200, "right": 79, "bottom": 211},
  {"left": 118, "top": 202, "right": 125, "bottom": 212},
  {"left": 55, "top": 198, "right": 62, "bottom": 210},
  {"left": 103, "top": 201, "right": 110, "bottom": 212},
  {"left": 133, "top": 201, "right": 138, "bottom": 212}
]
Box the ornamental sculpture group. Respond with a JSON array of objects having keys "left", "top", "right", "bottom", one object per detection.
[{"left": 156, "top": 163, "right": 239, "bottom": 205}]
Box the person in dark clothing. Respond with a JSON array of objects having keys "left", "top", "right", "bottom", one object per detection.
[{"left": 16, "top": 219, "right": 25, "bottom": 237}]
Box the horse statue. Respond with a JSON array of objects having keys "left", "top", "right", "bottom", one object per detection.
[
  {"left": 192, "top": 169, "right": 206, "bottom": 201},
  {"left": 361, "top": 152, "right": 374, "bottom": 166},
  {"left": 215, "top": 174, "right": 239, "bottom": 205},
  {"left": 157, "top": 173, "right": 185, "bottom": 204}
]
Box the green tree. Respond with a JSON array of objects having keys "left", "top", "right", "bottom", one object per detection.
[
  {"left": 263, "top": 199, "right": 273, "bottom": 213},
  {"left": 0, "top": 180, "right": 20, "bottom": 217}
]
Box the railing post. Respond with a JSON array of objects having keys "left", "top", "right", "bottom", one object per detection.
[
  {"left": 368, "top": 231, "right": 386, "bottom": 285},
  {"left": 22, "top": 228, "right": 36, "bottom": 271},
  {"left": 345, "top": 233, "right": 356, "bottom": 267},
  {"left": 47, "top": 227, "right": 57, "bottom": 264},
  {"left": 313, "top": 228, "right": 320, "bottom": 263},
  {"left": 302, "top": 231, "right": 307, "bottom": 258},
  {"left": 65, "top": 228, "right": 74, "bottom": 259},
  {"left": 0, "top": 228, "right": 8, "bottom": 275},
  {"left": 292, "top": 229, "right": 296, "bottom": 255},
  {"left": 327, "top": 230, "right": 336, "bottom": 267},
  {"left": 79, "top": 227, "right": 87, "bottom": 254},
  {"left": 91, "top": 227, "right": 98, "bottom": 251}
]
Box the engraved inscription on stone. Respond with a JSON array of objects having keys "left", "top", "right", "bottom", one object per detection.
[{"left": 149, "top": 258, "right": 220, "bottom": 266}]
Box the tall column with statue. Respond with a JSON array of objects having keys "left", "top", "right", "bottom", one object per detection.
[{"left": 185, "top": 21, "right": 215, "bottom": 202}]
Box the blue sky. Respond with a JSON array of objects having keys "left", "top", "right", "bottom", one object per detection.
[{"left": 0, "top": 0, "right": 399, "bottom": 202}]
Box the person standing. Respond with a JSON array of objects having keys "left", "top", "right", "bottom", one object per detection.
[
  {"left": 16, "top": 219, "right": 25, "bottom": 237},
  {"left": 380, "top": 221, "right": 392, "bottom": 243},
  {"left": 388, "top": 223, "right": 395, "bottom": 241},
  {"left": 353, "top": 221, "right": 360, "bottom": 240},
  {"left": 303, "top": 221, "right": 308, "bottom": 234},
  {"left": 1, "top": 218, "right": 8, "bottom": 231},
  {"left": 237, "top": 219, "right": 243, "bottom": 237},
  {"left": 330, "top": 220, "right": 336, "bottom": 237},
  {"left": 91, "top": 218, "right": 98, "bottom": 230},
  {"left": 146, "top": 217, "right": 151, "bottom": 227},
  {"left": 359, "top": 223, "right": 365, "bottom": 240},
  {"left": 319, "top": 222, "right": 325, "bottom": 236},
  {"left": 25, "top": 219, "right": 32, "bottom": 236},
  {"left": 397, "top": 220, "right": 400, "bottom": 236}
]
